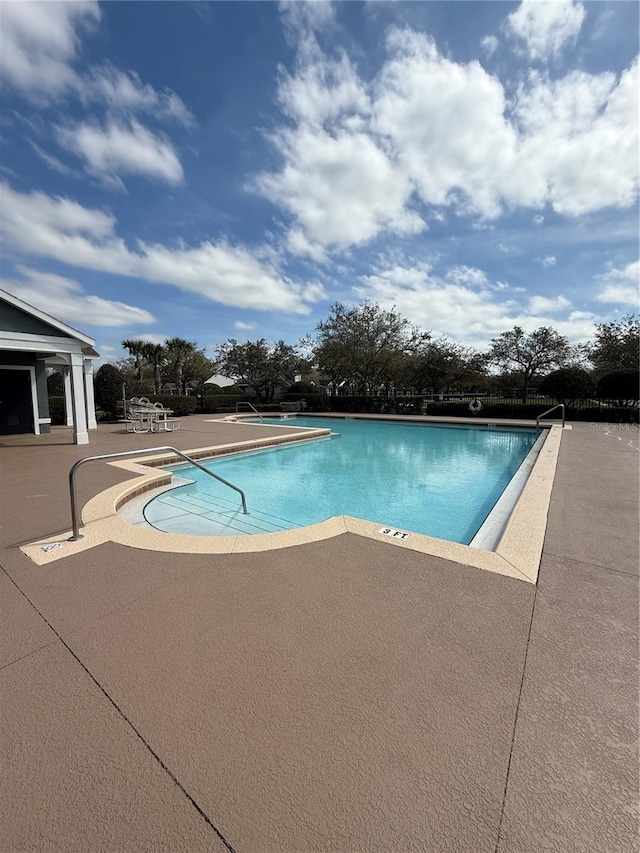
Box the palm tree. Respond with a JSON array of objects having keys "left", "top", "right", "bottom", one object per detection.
[
  {"left": 142, "top": 342, "right": 166, "bottom": 394},
  {"left": 121, "top": 339, "right": 147, "bottom": 380},
  {"left": 165, "top": 337, "right": 196, "bottom": 395}
]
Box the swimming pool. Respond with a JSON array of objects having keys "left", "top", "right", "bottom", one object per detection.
[{"left": 144, "top": 418, "right": 540, "bottom": 545}]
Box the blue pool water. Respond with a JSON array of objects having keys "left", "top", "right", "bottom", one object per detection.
[{"left": 145, "top": 418, "right": 539, "bottom": 544}]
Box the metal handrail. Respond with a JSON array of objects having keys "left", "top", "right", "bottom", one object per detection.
[
  {"left": 235, "top": 401, "right": 264, "bottom": 422},
  {"left": 536, "top": 403, "right": 565, "bottom": 428},
  {"left": 68, "top": 446, "right": 248, "bottom": 541}
]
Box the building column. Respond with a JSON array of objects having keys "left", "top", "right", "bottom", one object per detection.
[
  {"left": 63, "top": 367, "right": 74, "bottom": 426},
  {"left": 83, "top": 359, "right": 97, "bottom": 429},
  {"left": 69, "top": 353, "right": 89, "bottom": 445}
]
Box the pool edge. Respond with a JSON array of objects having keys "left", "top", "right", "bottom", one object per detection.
[{"left": 20, "top": 422, "right": 565, "bottom": 585}]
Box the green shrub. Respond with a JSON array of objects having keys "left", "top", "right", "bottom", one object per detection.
[
  {"left": 48, "top": 396, "right": 65, "bottom": 425},
  {"left": 280, "top": 393, "right": 329, "bottom": 412},
  {"left": 538, "top": 368, "right": 595, "bottom": 404},
  {"left": 313, "top": 395, "right": 423, "bottom": 414},
  {"left": 569, "top": 406, "right": 638, "bottom": 424},
  {"left": 596, "top": 370, "right": 639, "bottom": 404},
  {"left": 47, "top": 370, "right": 64, "bottom": 396},
  {"left": 95, "top": 363, "right": 124, "bottom": 417},
  {"left": 146, "top": 395, "right": 196, "bottom": 416},
  {"left": 196, "top": 395, "right": 285, "bottom": 414},
  {"left": 125, "top": 380, "right": 154, "bottom": 397},
  {"left": 424, "top": 402, "right": 539, "bottom": 419},
  {"left": 286, "top": 381, "right": 318, "bottom": 395},
  {"left": 421, "top": 400, "right": 638, "bottom": 423},
  {"left": 198, "top": 394, "right": 245, "bottom": 413}
]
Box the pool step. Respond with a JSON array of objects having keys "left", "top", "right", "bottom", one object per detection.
[
  {"left": 171, "top": 489, "right": 299, "bottom": 530},
  {"left": 144, "top": 488, "right": 299, "bottom": 536}
]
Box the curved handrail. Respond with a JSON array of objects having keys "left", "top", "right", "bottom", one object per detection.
[
  {"left": 68, "top": 446, "right": 248, "bottom": 541},
  {"left": 235, "top": 401, "right": 264, "bottom": 422},
  {"left": 536, "top": 403, "right": 565, "bottom": 428}
]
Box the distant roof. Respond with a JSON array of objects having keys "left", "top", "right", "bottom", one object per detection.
[
  {"left": 205, "top": 374, "right": 238, "bottom": 387},
  {"left": 0, "top": 288, "right": 97, "bottom": 348}
]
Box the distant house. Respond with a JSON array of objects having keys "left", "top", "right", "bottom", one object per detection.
[
  {"left": 0, "top": 289, "right": 98, "bottom": 444},
  {"left": 160, "top": 380, "right": 200, "bottom": 395}
]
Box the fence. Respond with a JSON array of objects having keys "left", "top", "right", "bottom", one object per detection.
[{"left": 280, "top": 392, "right": 639, "bottom": 422}]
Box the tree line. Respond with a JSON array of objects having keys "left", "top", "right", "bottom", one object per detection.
[{"left": 82, "top": 306, "right": 638, "bottom": 411}]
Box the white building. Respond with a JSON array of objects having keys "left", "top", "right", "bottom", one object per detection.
[{"left": 0, "top": 289, "right": 99, "bottom": 445}]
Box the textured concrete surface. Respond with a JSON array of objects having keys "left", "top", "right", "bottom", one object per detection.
[
  {"left": 498, "top": 423, "right": 639, "bottom": 853},
  {"left": 64, "top": 537, "right": 534, "bottom": 852},
  {"left": 497, "top": 556, "right": 638, "bottom": 853},
  {"left": 1, "top": 417, "right": 638, "bottom": 852},
  {"left": 0, "top": 641, "right": 229, "bottom": 852},
  {"left": 543, "top": 423, "right": 639, "bottom": 575},
  {"left": 0, "top": 568, "right": 56, "bottom": 668}
]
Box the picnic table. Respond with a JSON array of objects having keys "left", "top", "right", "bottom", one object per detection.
[{"left": 126, "top": 400, "right": 180, "bottom": 433}]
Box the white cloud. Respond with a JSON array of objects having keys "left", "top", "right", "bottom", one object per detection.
[
  {"left": 80, "top": 65, "right": 194, "bottom": 128},
  {"left": 595, "top": 260, "right": 640, "bottom": 306},
  {"left": 277, "top": 48, "right": 369, "bottom": 127},
  {"left": 481, "top": 35, "right": 499, "bottom": 57},
  {"left": 1, "top": 266, "right": 155, "bottom": 327},
  {"left": 528, "top": 294, "right": 570, "bottom": 313},
  {"left": 94, "top": 344, "right": 120, "bottom": 364},
  {"left": 57, "top": 120, "right": 184, "bottom": 187},
  {"left": 0, "top": 1, "right": 100, "bottom": 98},
  {"left": 234, "top": 321, "right": 257, "bottom": 331},
  {"left": 0, "top": 2, "right": 194, "bottom": 132},
  {"left": 132, "top": 333, "right": 168, "bottom": 346},
  {"left": 256, "top": 43, "right": 424, "bottom": 256},
  {"left": 355, "top": 262, "right": 516, "bottom": 345},
  {"left": 259, "top": 24, "right": 638, "bottom": 256},
  {"left": 256, "top": 126, "right": 424, "bottom": 257},
  {"left": 541, "top": 255, "right": 557, "bottom": 267},
  {"left": 29, "top": 141, "right": 79, "bottom": 178},
  {"left": 1, "top": 183, "right": 117, "bottom": 242},
  {"left": 279, "top": 1, "right": 336, "bottom": 42},
  {"left": 0, "top": 183, "right": 324, "bottom": 315},
  {"left": 255, "top": 40, "right": 425, "bottom": 256},
  {"left": 446, "top": 266, "right": 488, "bottom": 287},
  {"left": 373, "top": 28, "right": 521, "bottom": 220},
  {"left": 533, "top": 214, "right": 544, "bottom": 225},
  {"left": 513, "top": 61, "right": 639, "bottom": 215},
  {"left": 354, "top": 259, "right": 595, "bottom": 346},
  {"left": 505, "top": 0, "right": 586, "bottom": 61}
]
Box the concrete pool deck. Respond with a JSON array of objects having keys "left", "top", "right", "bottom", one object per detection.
[{"left": 1, "top": 414, "right": 638, "bottom": 852}]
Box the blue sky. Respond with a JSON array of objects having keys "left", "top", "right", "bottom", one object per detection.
[{"left": 0, "top": 0, "right": 638, "bottom": 364}]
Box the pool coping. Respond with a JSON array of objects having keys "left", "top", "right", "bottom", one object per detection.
[{"left": 20, "top": 419, "right": 564, "bottom": 585}]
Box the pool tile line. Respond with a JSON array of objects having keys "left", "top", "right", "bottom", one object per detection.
[{"left": 110, "top": 427, "right": 331, "bottom": 471}]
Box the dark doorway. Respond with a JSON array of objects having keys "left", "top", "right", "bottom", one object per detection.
[{"left": 0, "top": 369, "right": 34, "bottom": 435}]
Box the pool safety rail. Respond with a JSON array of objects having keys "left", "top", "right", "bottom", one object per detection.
[
  {"left": 536, "top": 403, "right": 566, "bottom": 429},
  {"left": 68, "top": 446, "right": 248, "bottom": 540},
  {"left": 236, "top": 401, "right": 264, "bottom": 422}
]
